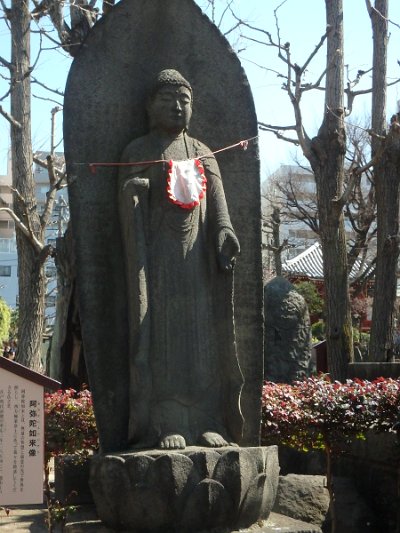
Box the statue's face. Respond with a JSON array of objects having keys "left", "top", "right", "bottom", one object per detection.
[{"left": 148, "top": 85, "right": 192, "bottom": 134}]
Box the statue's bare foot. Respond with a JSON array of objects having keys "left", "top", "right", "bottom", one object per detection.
[
  {"left": 199, "top": 431, "right": 228, "bottom": 447},
  {"left": 159, "top": 433, "right": 186, "bottom": 450}
]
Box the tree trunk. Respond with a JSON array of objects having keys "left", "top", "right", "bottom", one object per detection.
[
  {"left": 309, "top": 0, "right": 353, "bottom": 380},
  {"left": 10, "top": 0, "right": 46, "bottom": 371},
  {"left": 368, "top": 0, "right": 399, "bottom": 362},
  {"left": 271, "top": 207, "right": 283, "bottom": 276},
  {"left": 369, "top": 127, "right": 400, "bottom": 361}
]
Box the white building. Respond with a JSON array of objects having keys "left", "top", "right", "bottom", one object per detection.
[
  {"left": 262, "top": 165, "right": 318, "bottom": 266},
  {"left": 263, "top": 164, "right": 375, "bottom": 271},
  {"left": 0, "top": 153, "right": 67, "bottom": 324},
  {"left": 0, "top": 158, "right": 18, "bottom": 308}
]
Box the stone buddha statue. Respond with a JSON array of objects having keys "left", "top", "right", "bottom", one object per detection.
[{"left": 118, "top": 69, "right": 243, "bottom": 450}]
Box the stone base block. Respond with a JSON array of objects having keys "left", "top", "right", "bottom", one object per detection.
[
  {"left": 89, "top": 445, "right": 279, "bottom": 532},
  {"left": 65, "top": 512, "right": 322, "bottom": 533},
  {"left": 347, "top": 362, "right": 400, "bottom": 379},
  {"left": 259, "top": 512, "right": 322, "bottom": 533},
  {"left": 272, "top": 474, "right": 329, "bottom": 526}
]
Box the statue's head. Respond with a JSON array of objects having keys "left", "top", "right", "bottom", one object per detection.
[{"left": 147, "top": 69, "right": 193, "bottom": 134}]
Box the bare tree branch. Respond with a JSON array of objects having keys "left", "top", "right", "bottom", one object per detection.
[
  {"left": 301, "top": 69, "right": 327, "bottom": 92},
  {"left": 39, "top": 155, "right": 66, "bottom": 228},
  {"left": 231, "top": 17, "right": 279, "bottom": 49},
  {"left": 242, "top": 56, "right": 287, "bottom": 78},
  {"left": 302, "top": 26, "right": 330, "bottom": 74},
  {"left": 0, "top": 0, "right": 9, "bottom": 11},
  {"left": 0, "top": 88, "right": 10, "bottom": 102},
  {"left": 31, "top": 0, "right": 99, "bottom": 56},
  {"left": 273, "top": 0, "right": 288, "bottom": 50},
  {"left": 365, "top": 0, "right": 400, "bottom": 30},
  {"left": 258, "top": 123, "right": 300, "bottom": 145},
  {"left": 265, "top": 238, "right": 291, "bottom": 253},
  {"left": 259, "top": 122, "right": 297, "bottom": 132},
  {"left": 223, "top": 21, "right": 241, "bottom": 37},
  {"left": 1, "top": 83, "right": 12, "bottom": 103},
  {"left": 33, "top": 154, "right": 65, "bottom": 181},
  {"left": 0, "top": 207, "right": 43, "bottom": 253},
  {"left": 0, "top": 0, "right": 10, "bottom": 28},
  {"left": 345, "top": 65, "right": 400, "bottom": 116},
  {"left": 264, "top": 132, "right": 298, "bottom": 145},
  {"left": 32, "top": 92, "right": 63, "bottom": 106},
  {"left": 0, "top": 104, "right": 21, "bottom": 128},
  {"left": 335, "top": 128, "right": 381, "bottom": 214},
  {"left": 345, "top": 65, "right": 372, "bottom": 89},
  {"left": 29, "top": 30, "right": 43, "bottom": 74},
  {"left": 265, "top": 119, "right": 377, "bottom": 276},
  {"left": 282, "top": 26, "right": 335, "bottom": 159},
  {"left": 218, "top": 0, "right": 233, "bottom": 28},
  {"left": 240, "top": 34, "right": 274, "bottom": 48},
  {"left": 10, "top": 185, "right": 44, "bottom": 257},
  {"left": 33, "top": 25, "right": 66, "bottom": 50},
  {"left": 278, "top": 175, "right": 320, "bottom": 234},
  {"left": 327, "top": 106, "right": 386, "bottom": 142},
  {"left": 31, "top": 76, "right": 64, "bottom": 97},
  {"left": 336, "top": 167, "right": 362, "bottom": 208},
  {"left": 41, "top": 190, "right": 57, "bottom": 230},
  {"left": 0, "top": 55, "right": 13, "bottom": 71}
]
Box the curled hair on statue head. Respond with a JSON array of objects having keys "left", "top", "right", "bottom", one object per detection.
[{"left": 149, "top": 69, "right": 193, "bottom": 101}]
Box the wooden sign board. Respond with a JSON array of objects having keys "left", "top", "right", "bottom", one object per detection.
[{"left": 0, "top": 357, "right": 60, "bottom": 505}]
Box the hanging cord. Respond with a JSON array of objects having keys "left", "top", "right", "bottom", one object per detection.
[{"left": 87, "top": 135, "right": 258, "bottom": 174}]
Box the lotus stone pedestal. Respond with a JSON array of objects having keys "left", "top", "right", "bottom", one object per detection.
[{"left": 89, "top": 445, "right": 279, "bottom": 532}]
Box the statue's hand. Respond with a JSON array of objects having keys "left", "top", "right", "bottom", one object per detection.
[
  {"left": 123, "top": 177, "right": 150, "bottom": 193},
  {"left": 217, "top": 229, "right": 240, "bottom": 271}
]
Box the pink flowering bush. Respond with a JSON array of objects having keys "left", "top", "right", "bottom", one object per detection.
[
  {"left": 262, "top": 376, "right": 400, "bottom": 531},
  {"left": 44, "top": 388, "right": 98, "bottom": 461},
  {"left": 262, "top": 376, "right": 400, "bottom": 452},
  {"left": 44, "top": 389, "right": 98, "bottom": 531},
  {"left": 369, "top": 377, "right": 400, "bottom": 432}
]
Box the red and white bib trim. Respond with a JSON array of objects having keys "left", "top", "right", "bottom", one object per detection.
[{"left": 167, "top": 158, "right": 207, "bottom": 209}]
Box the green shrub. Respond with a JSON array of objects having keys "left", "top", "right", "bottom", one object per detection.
[
  {"left": 9, "top": 308, "right": 18, "bottom": 340},
  {"left": 0, "top": 298, "right": 11, "bottom": 345},
  {"left": 311, "top": 319, "right": 325, "bottom": 340},
  {"left": 294, "top": 281, "right": 324, "bottom": 317}
]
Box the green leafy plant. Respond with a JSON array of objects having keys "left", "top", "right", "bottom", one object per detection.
[
  {"left": 45, "top": 492, "right": 77, "bottom": 533},
  {"left": 353, "top": 329, "right": 370, "bottom": 360}
]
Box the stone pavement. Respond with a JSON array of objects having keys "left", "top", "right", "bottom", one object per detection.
[
  {"left": 0, "top": 504, "right": 48, "bottom": 532},
  {"left": 0, "top": 505, "right": 321, "bottom": 532}
]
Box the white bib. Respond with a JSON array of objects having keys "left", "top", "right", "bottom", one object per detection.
[{"left": 167, "top": 159, "right": 207, "bottom": 209}]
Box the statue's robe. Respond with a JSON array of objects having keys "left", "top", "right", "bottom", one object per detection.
[{"left": 118, "top": 131, "right": 244, "bottom": 447}]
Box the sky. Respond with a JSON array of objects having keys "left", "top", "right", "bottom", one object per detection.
[{"left": 1, "top": 0, "right": 400, "bottom": 178}]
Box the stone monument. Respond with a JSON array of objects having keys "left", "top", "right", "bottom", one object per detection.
[
  {"left": 63, "top": 0, "right": 276, "bottom": 530},
  {"left": 264, "top": 277, "right": 312, "bottom": 383}
]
